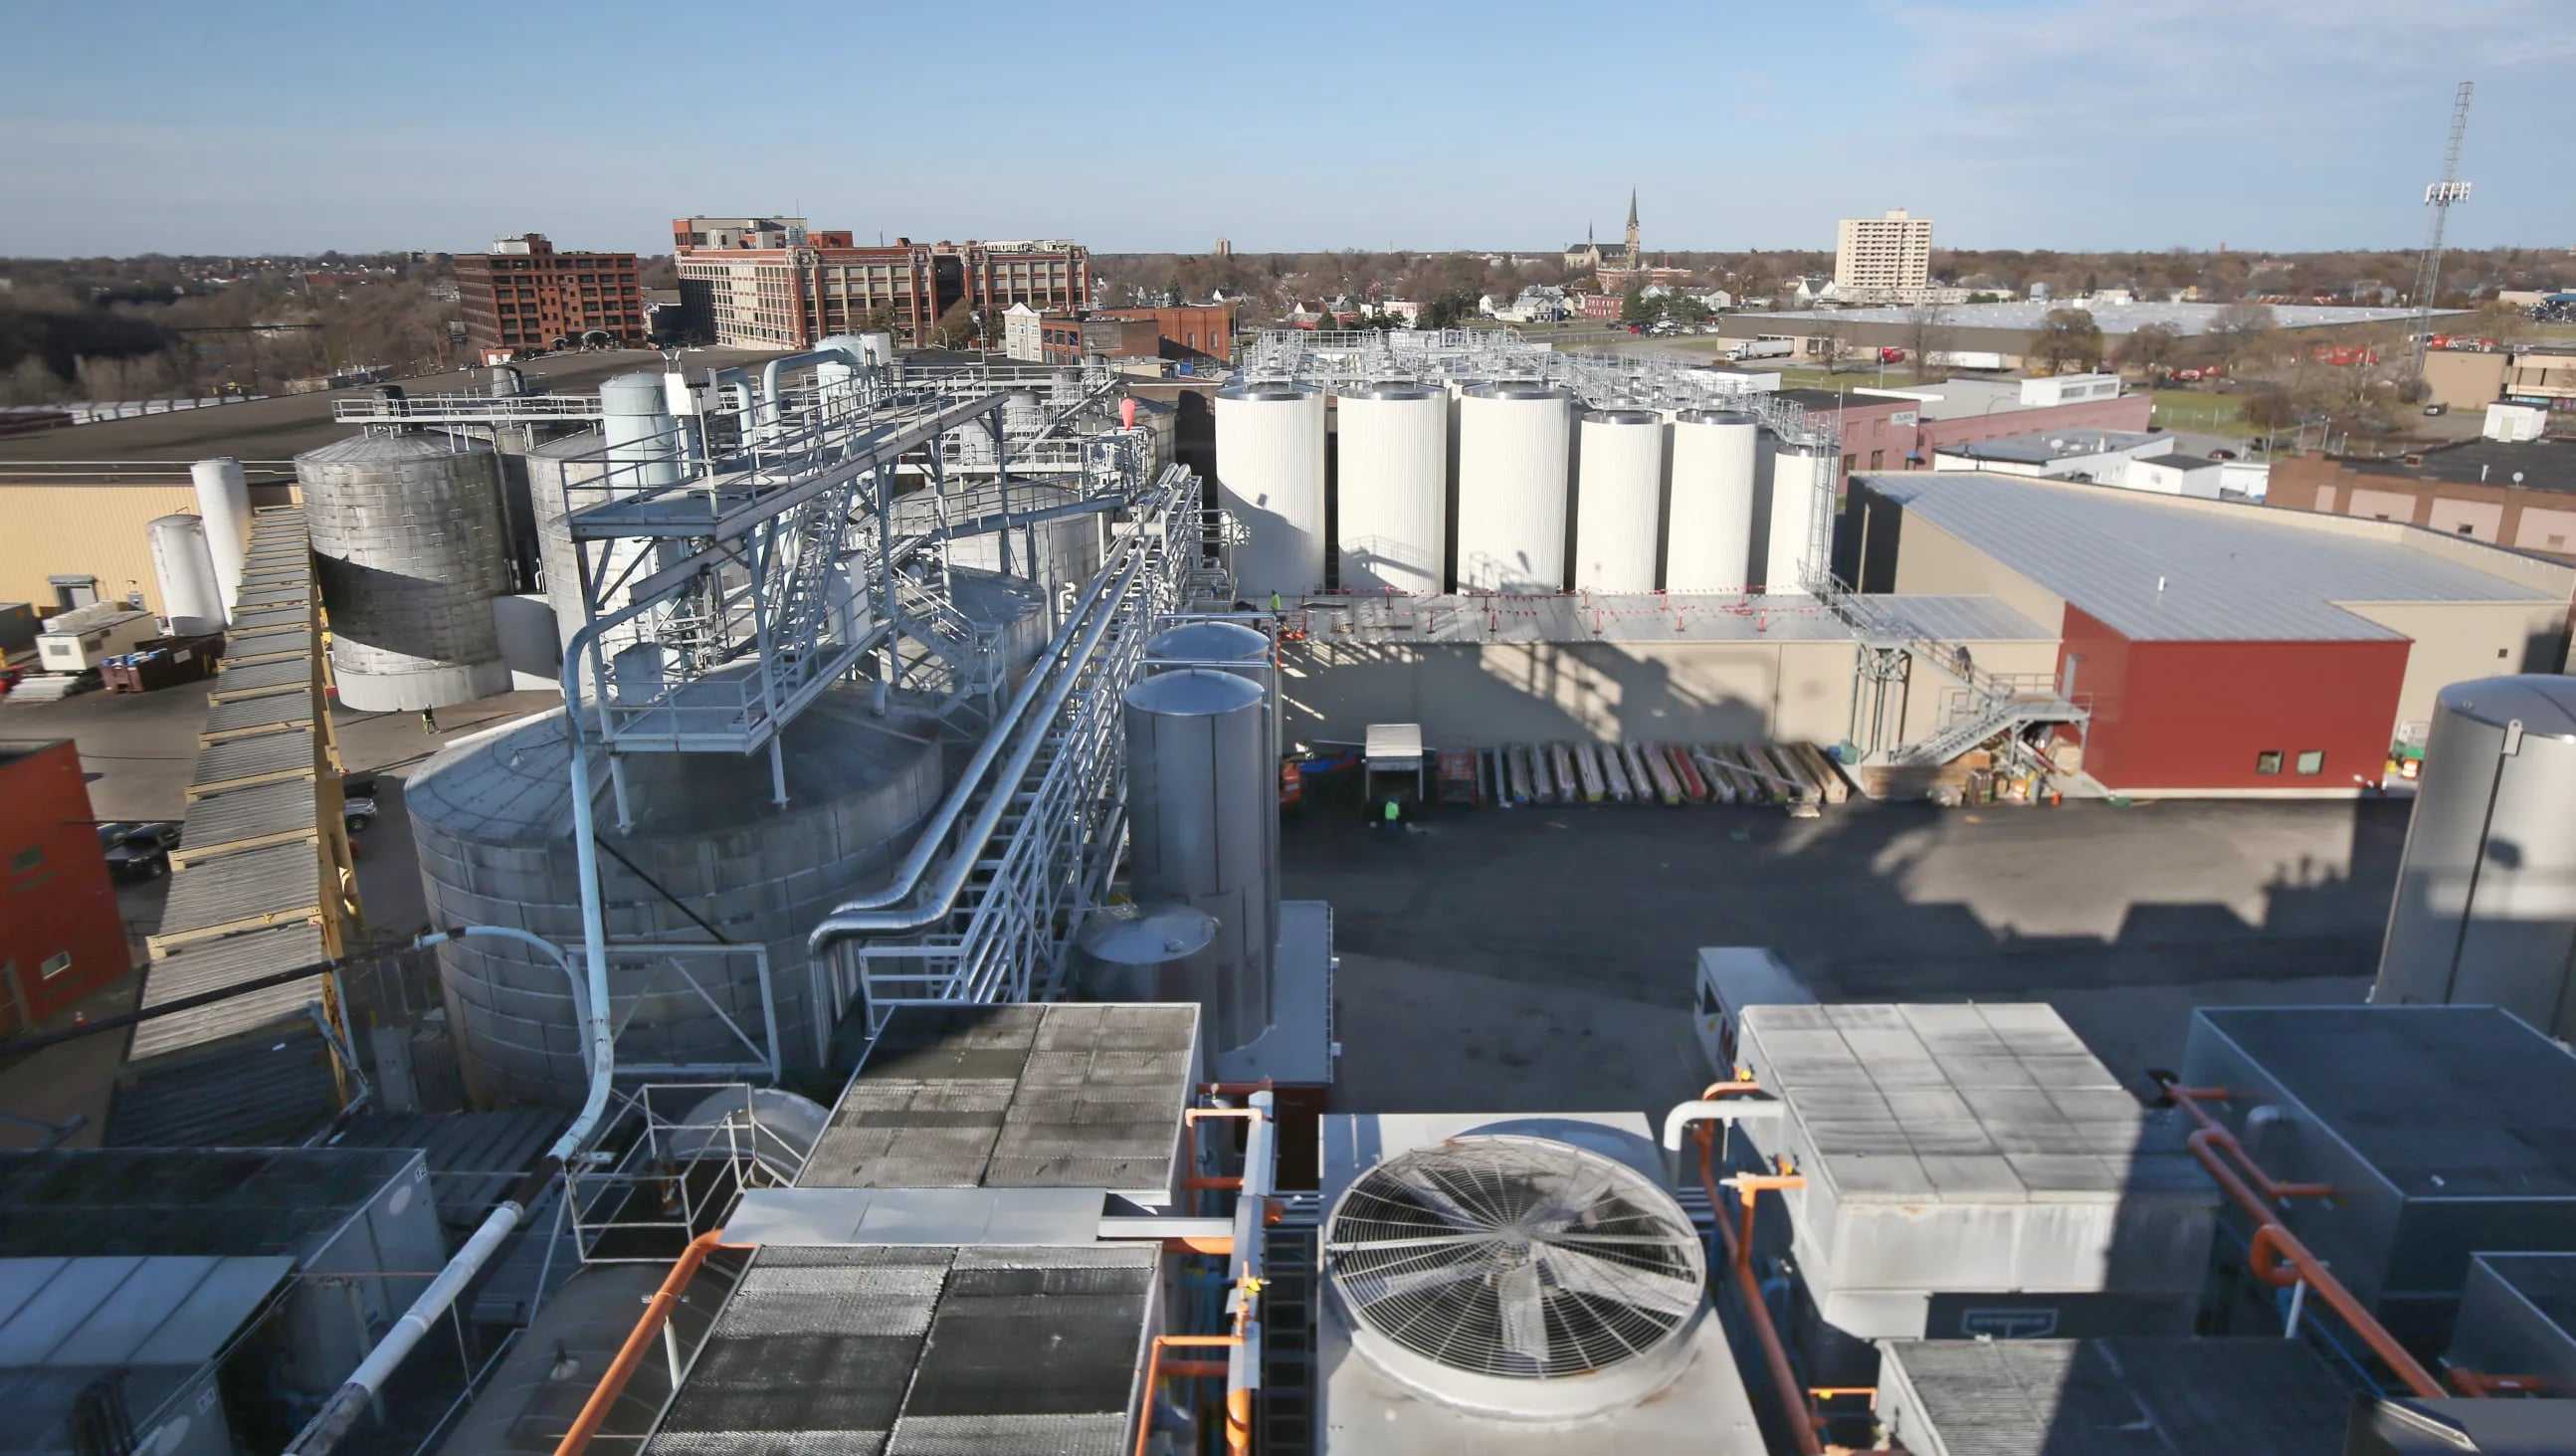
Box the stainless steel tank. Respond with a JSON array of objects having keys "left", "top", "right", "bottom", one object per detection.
[
  {"left": 1076, "top": 902, "right": 1221, "bottom": 1003},
  {"left": 2373, "top": 675, "right": 2576, "bottom": 1038},
  {"left": 190, "top": 457, "right": 250, "bottom": 616},
  {"left": 892, "top": 484, "right": 1103, "bottom": 598},
  {"left": 297, "top": 433, "right": 513, "bottom": 711},
  {"left": 406, "top": 686, "right": 946, "bottom": 1104},
  {"left": 147, "top": 514, "right": 224, "bottom": 636},
  {"left": 1213, "top": 382, "right": 1326, "bottom": 596},
  {"left": 1124, "top": 669, "right": 1275, "bottom": 1053},
  {"left": 522, "top": 428, "right": 608, "bottom": 650}
]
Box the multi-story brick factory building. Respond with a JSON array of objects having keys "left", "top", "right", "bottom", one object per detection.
[
  {"left": 674, "top": 217, "right": 1090, "bottom": 350},
  {"left": 454, "top": 234, "right": 644, "bottom": 358}
]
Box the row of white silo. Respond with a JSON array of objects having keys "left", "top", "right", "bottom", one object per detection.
[{"left": 1213, "top": 382, "right": 1824, "bottom": 597}]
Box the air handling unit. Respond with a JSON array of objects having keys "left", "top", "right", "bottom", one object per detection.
[
  {"left": 2176, "top": 1003, "right": 2576, "bottom": 1352},
  {"left": 1312, "top": 1112, "right": 1765, "bottom": 1452},
  {"left": 1727, "top": 1002, "right": 2219, "bottom": 1384}
]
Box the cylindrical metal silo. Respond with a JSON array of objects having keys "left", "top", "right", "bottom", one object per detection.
[
  {"left": 1456, "top": 382, "right": 1572, "bottom": 594},
  {"left": 2373, "top": 676, "right": 2576, "bottom": 1040},
  {"left": 406, "top": 686, "right": 946, "bottom": 1104},
  {"left": 1077, "top": 902, "right": 1221, "bottom": 1004},
  {"left": 1761, "top": 442, "right": 1827, "bottom": 596},
  {"left": 297, "top": 434, "right": 513, "bottom": 711},
  {"left": 1004, "top": 390, "right": 1046, "bottom": 438},
  {"left": 1213, "top": 383, "right": 1326, "bottom": 597},
  {"left": 1124, "top": 669, "right": 1275, "bottom": 1053},
  {"left": 1145, "top": 620, "right": 1270, "bottom": 677},
  {"left": 191, "top": 456, "right": 250, "bottom": 617},
  {"left": 523, "top": 428, "right": 607, "bottom": 650},
  {"left": 147, "top": 514, "right": 224, "bottom": 636},
  {"left": 1573, "top": 408, "right": 1665, "bottom": 592},
  {"left": 944, "top": 566, "right": 1050, "bottom": 684},
  {"left": 1335, "top": 384, "right": 1448, "bottom": 596},
  {"left": 600, "top": 372, "right": 681, "bottom": 489},
  {"left": 1666, "top": 410, "right": 1759, "bottom": 594}
]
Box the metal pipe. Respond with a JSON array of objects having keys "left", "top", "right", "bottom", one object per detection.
[
  {"left": 2158, "top": 1083, "right": 2335, "bottom": 1201},
  {"left": 554, "top": 1228, "right": 752, "bottom": 1455},
  {"left": 807, "top": 550, "right": 1148, "bottom": 950},
  {"left": 1675, "top": 1086, "right": 1826, "bottom": 1456},
  {"left": 285, "top": 923, "right": 613, "bottom": 1452},
  {"left": 1661, "top": 1080, "right": 1786, "bottom": 1184}
]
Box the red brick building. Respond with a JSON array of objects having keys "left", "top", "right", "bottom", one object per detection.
[
  {"left": 1032, "top": 305, "right": 1237, "bottom": 366},
  {"left": 1773, "top": 380, "right": 2154, "bottom": 479},
  {"left": 1, "top": 739, "right": 127, "bottom": 1033},
  {"left": 676, "top": 222, "right": 1090, "bottom": 350},
  {"left": 455, "top": 234, "right": 644, "bottom": 358},
  {"left": 2265, "top": 440, "right": 2576, "bottom": 559}
]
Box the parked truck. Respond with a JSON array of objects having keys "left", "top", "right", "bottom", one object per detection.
[
  {"left": 1928, "top": 348, "right": 2006, "bottom": 370},
  {"left": 1725, "top": 337, "right": 1794, "bottom": 361}
]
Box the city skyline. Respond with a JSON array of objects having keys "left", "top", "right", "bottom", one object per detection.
[{"left": 1, "top": 1, "right": 2572, "bottom": 258}]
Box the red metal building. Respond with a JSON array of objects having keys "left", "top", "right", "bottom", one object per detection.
[{"left": 1, "top": 739, "right": 127, "bottom": 1033}]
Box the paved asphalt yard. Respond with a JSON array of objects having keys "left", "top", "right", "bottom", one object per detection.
[{"left": 5, "top": 677, "right": 2406, "bottom": 1144}]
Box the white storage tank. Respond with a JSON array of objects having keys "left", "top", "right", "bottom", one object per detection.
[
  {"left": 1667, "top": 410, "right": 1759, "bottom": 594},
  {"left": 1334, "top": 383, "right": 1448, "bottom": 596},
  {"left": 1214, "top": 382, "right": 1326, "bottom": 597},
  {"left": 147, "top": 514, "right": 224, "bottom": 636},
  {"left": 1761, "top": 441, "right": 1828, "bottom": 596},
  {"left": 1573, "top": 408, "right": 1664, "bottom": 592},
  {"left": 190, "top": 457, "right": 250, "bottom": 617},
  {"left": 1456, "top": 382, "right": 1572, "bottom": 593},
  {"left": 2373, "top": 676, "right": 2576, "bottom": 1039}
]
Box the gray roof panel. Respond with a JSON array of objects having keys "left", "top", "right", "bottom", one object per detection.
[
  {"left": 151, "top": 844, "right": 320, "bottom": 941},
  {"left": 128, "top": 923, "right": 327, "bottom": 1061},
  {"left": 190, "top": 727, "right": 312, "bottom": 792},
  {"left": 1862, "top": 472, "right": 2562, "bottom": 641},
  {"left": 180, "top": 778, "right": 318, "bottom": 857},
  {"left": 210, "top": 658, "right": 311, "bottom": 696},
  {"left": 201, "top": 691, "right": 314, "bottom": 740}
]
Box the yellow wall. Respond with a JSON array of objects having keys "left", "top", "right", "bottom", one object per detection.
[{"left": 0, "top": 483, "right": 296, "bottom": 620}]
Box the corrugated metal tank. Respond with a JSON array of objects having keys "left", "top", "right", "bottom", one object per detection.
[
  {"left": 2373, "top": 676, "right": 2576, "bottom": 1039},
  {"left": 1761, "top": 441, "right": 1827, "bottom": 596},
  {"left": 1456, "top": 382, "right": 1572, "bottom": 593},
  {"left": 1334, "top": 384, "right": 1448, "bottom": 596},
  {"left": 1573, "top": 408, "right": 1665, "bottom": 592},
  {"left": 406, "top": 686, "right": 946, "bottom": 1104},
  {"left": 1214, "top": 383, "right": 1326, "bottom": 597},
  {"left": 297, "top": 434, "right": 513, "bottom": 711},
  {"left": 190, "top": 457, "right": 250, "bottom": 617},
  {"left": 891, "top": 484, "right": 1103, "bottom": 599},
  {"left": 1124, "top": 669, "right": 1274, "bottom": 1053},
  {"left": 147, "top": 514, "right": 224, "bottom": 637},
  {"left": 1666, "top": 410, "right": 1759, "bottom": 594}
]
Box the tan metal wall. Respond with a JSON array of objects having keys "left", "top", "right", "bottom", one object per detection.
[
  {"left": 1887, "top": 515, "right": 2070, "bottom": 633},
  {"left": 2333, "top": 599, "right": 2576, "bottom": 739},
  {"left": 0, "top": 483, "right": 297, "bottom": 621}
]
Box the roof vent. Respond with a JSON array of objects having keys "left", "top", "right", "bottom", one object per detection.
[
  {"left": 1325, "top": 1135, "right": 1706, "bottom": 1419},
  {"left": 2403, "top": 453, "right": 2425, "bottom": 466}
]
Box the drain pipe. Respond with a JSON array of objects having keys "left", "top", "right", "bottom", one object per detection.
[
  {"left": 285, "top": 923, "right": 611, "bottom": 1452},
  {"left": 1661, "top": 1079, "right": 1788, "bottom": 1185},
  {"left": 808, "top": 550, "right": 1147, "bottom": 953}
]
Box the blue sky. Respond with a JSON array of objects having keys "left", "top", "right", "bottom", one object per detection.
[{"left": 2, "top": 0, "right": 2569, "bottom": 257}]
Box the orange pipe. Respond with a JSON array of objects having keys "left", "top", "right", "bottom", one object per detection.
[
  {"left": 1185, "top": 1106, "right": 1261, "bottom": 1126},
  {"left": 1135, "top": 1334, "right": 1248, "bottom": 1456},
  {"left": 2162, "top": 1085, "right": 2334, "bottom": 1201},
  {"left": 554, "top": 1228, "right": 752, "bottom": 1455},
  {"left": 1162, "top": 1358, "right": 1230, "bottom": 1379},
  {"left": 1164, "top": 1234, "right": 1235, "bottom": 1255},
  {"left": 1185, "top": 1174, "right": 1244, "bottom": 1191},
  {"left": 1698, "top": 1123, "right": 1826, "bottom": 1456},
  {"left": 2448, "top": 1368, "right": 2551, "bottom": 1396},
  {"left": 2187, "top": 1133, "right": 2444, "bottom": 1398}
]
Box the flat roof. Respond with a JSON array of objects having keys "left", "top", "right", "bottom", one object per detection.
[
  {"left": 1940, "top": 429, "right": 2167, "bottom": 465},
  {"left": 1771, "top": 387, "right": 1909, "bottom": 412},
  {"left": 799, "top": 1004, "right": 1195, "bottom": 1196},
  {"left": 1860, "top": 471, "right": 2565, "bottom": 641},
  {"left": 1741, "top": 301, "right": 2453, "bottom": 337},
  {"left": 2194, "top": 1006, "right": 2576, "bottom": 1198},
  {"left": 2335, "top": 437, "right": 2576, "bottom": 496},
  {"left": 1315, "top": 591, "right": 2053, "bottom": 644},
  {"left": 2143, "top": 454, "right": 2223, "bottom": 472}
]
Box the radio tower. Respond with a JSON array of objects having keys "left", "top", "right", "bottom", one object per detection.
[{"left": 2408, "top": 81, "right": 2475, "bottom": 379}]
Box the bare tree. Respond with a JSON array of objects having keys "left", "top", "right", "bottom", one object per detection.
[
  {"left": 2113, "top": 322, "right": 2180, "bottom": 377},
  {"left": 2206, "top": 303, "right": 2278, "bottom": 372},
  {"left": 1904, "top": 304, "right": 1952, "bottom": 377}
]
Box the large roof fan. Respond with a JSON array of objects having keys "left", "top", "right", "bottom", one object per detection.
[{"left": 1323, "top": 1134, "right": 1708, "bottom": 1419}]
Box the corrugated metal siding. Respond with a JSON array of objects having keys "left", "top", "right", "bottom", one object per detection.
[
  {"left": 1863, "top": 472, "right": 2560, "bottom": 641},
  {"left": 321, "top": 1111, "right": 566, "bottom": 1233},
  {"left": 151, "top": 844, "right": 321, "bottom": 942},
  {"left": 190, "top": 727, "right": 313, "bottom": 794},
  {"left": 130, "top": 923, "right": 327, "bottom": 1061},
  {"left": 208, "top": 657, "right": 311, "bottom": 697},
  {"left": 106, "top": 1032, "right": 339, "bottom": 1147},
  {"left": 0, "top": 485, "right": 203, "bottom": 619},
  {"left": 201, "top": 692, "right": 314, "bottom": 740}
]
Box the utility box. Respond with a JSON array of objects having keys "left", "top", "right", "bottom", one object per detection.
[
  {"left": 2178, "top": 1005, "right": 2576, "bottom": 1352},
  {"left": 2446, "top": 1253, "right": 2576, "bottom": 1395},
  {"left": 1733, "top": 1002, "right": 2218, "bottom": 1383}
]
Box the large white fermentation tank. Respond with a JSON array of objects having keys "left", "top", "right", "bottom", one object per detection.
[
  {"left": 1666, "top": 410, "right": 1759, "bottom": 594},
  {"left": 1573, "top": 408, "right": 1664, "bottom": 592},
  {"left": 1761, "top": 442, "right": 1827, "bottom": 595},
  {"left": 1334, "top": 383, "right": 1448, "bottom": 595},
  {"left": 1214, "top": 382, "right": 1326, "bottom": 597},
  {"left": 1456, "top": 382, "right": 1572, "bottom": 593}
]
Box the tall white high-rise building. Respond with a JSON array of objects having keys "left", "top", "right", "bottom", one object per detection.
[{"left": 1834, "top": 208, "right": 1934, "bottom": 298}]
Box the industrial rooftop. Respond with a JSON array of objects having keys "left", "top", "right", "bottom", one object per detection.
[
  {"left": 1939, "top": 429, "right": 2167, "bottom": 464},
  {"left": 1745, "top": 300, "right": 2454, "bottom": 334},
  {"left": 1860, "top": 471, "right": 2569, "bottom": 640},
  {"left": 1319, "top": 591, "right": 2054, "bottom": 645},
  {"left": 2333, "top": 436, "right": 2576, "bottom": 493}
]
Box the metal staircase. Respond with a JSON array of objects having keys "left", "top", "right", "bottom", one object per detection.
[{"left": 1891, "top": 668, "right": 2088, "bottom": 769}]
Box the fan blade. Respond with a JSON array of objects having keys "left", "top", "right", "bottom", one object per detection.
[
  {"left": 1541, "top": 1243, "right": 1703, "bottom": 1322},
  {"left": 1338, "top": 1247, "right": 1491, "bottom": 1309},
  {"left": 1498, "top": 1261, "right": 1549, "bottom": 1360}
]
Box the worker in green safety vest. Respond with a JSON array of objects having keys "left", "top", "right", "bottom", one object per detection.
[
  {"left": 1380, "top": 796, "right": 1401, "bottom": 836},
  {"left": 1270, "top": 590, "right": 1283, "bottom": 616}
]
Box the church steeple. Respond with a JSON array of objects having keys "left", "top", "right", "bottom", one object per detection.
[{"left": 1624, "top": 189, "right": 1641, "bottom": 265}]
